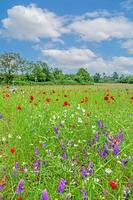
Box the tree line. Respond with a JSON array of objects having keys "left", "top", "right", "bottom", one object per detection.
[{"left": 0, "top": 52, "right": 133, "bottom": 85}]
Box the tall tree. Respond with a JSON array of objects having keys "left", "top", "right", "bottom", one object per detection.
[
  {"left": 75, "top": 68, "right": 91, "bottom": 83},
  {"left": 0, "top": 52, "right": 21, "bottom": 83}
]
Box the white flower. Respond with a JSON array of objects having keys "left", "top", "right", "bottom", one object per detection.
[
  {"left": 2, "top": 137, "right": 6, "bottom": 142},
  {"left": 82, "top": 109, "right": 85, "bottom": 113},
  {"left": 17, "top": 135, "right": 21, "bottom": 139},
  {"left": 94, "top": 178, "right": 100, "bottom": 183},
  {"left": 105, "top": 168, "right": 112, "bottom": 174},
  {"left": 78, "top": 117, "right": 82, "bottom": 123}
]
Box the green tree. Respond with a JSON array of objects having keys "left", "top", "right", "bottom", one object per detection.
[
  {"left": 37, "top": 61, "right": 51, "bottom": 81},
  {"left": 32, "top": 64, "right": 46, "bottom": 82},
  {"left": 93, "top": 73, "right": 101, "bottom": 83},
  {"left": 53, "top": 68, "right": 63, "bottom": 80},
  {"left": 75, "top": 68, "right": 91, "bottom": 83},
  {"left": 0, "top": 52, "right": 21, "bottom": 83}
]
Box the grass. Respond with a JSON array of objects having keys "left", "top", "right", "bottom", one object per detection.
[{"left": 0, "top": 84, "right": 133, "bottom": 200}]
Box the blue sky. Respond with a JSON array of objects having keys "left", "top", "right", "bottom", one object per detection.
[{"left": 0, "top": 0, "right": 133, "bottom": 74}]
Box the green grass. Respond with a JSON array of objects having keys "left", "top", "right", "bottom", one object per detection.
[{"left": 0, "top": 84, "right": 133, "bottom": 200}]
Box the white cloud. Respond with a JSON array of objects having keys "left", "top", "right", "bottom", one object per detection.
[
  {"left": 42, "top": 48, "right": 96, "bottom": 65},
  {"left": 120, "top": 0, "right": 133, "bottom": 11},
  {"left": 1, "top": 5, "right": 133, "bottom": 43},
  {"left": 121, "top": 39, "right": 133, "bottom": 54},
  {"left": 69, "top": 16, "right": 133, "bottom": 42},
  {"left": 1, "top": 4, "right": 66, "bottom": 42},
  {"left": 42, "top": 47, "right": 133, "bottom": 74}
]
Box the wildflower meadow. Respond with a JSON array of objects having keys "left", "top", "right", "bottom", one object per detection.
[{"left": 0, "top": 84, "right": 133, "bottom": 200}]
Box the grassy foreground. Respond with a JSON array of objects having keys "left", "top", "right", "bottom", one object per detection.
[{"left": 0, "top": 84, "right": 133, "bottom": 200}]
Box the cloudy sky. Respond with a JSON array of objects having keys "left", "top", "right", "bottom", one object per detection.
[{"left": 0, "top": 0, "right": 133, "bottom": 74}]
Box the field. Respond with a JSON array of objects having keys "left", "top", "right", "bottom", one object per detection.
[{"left": 0, "top": 84, "right": 133, "bottom": 200}]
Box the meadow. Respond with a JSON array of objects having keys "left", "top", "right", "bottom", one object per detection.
[{"left": 0, "top": 84, "right": 133, "bottom": 200}]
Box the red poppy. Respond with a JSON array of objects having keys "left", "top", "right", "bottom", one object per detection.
[
  {"left": 17, "top": 197, "right": 23, "bottom": 200},
  {"left": 30, "top": 95, "right": 34, "bottom": 102},
  {"left": 10, "top": 147, "right": 15, "bottom": 154},
  {"left": 130, "top": 96, "right": 133, "bottom": 100},
  {"left": 104, "top": 96, "right": 109, "bottom": 101},
  {"left": 5, "top": 94, "right": 10, "bottom": 98},
  {"left": 109, "top": 180, "right": 117, "bottom": 189},
  {"left": 17, "top": 105, "right": 22, "bottom": 111},
  {"left": 46, "top": 98, "right": 51, "bottom": 103},
  {"left": 114, "top": 138, "right": 119, "bottom": 145},
  {"left": 63, "top": 101, "right": 70, "bottom": 106}
]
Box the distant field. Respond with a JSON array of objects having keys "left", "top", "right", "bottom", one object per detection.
[{"left": 0, "top": 84, "right": 133, "bottom": 199}]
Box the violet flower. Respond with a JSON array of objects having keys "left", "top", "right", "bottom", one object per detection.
[
  {"left": 58, "top": 178, "right": 67, "bottom": 193},
  {"left": 16, "top": 179, "right": 24, "bottom": 193},
  {"left": 113, "top": 145, "right": 120, "bottom": 156},
  {"left": 98, "top": 120, "right": 104, "bottom": 128},
  {"left": 81, "top": 166, "right": 87, "bottom": 179},
  {"left": 81, "top": 189, "right": 88, "bottom": 200},
  {"left": 41, "top": 189, "right": 49, "bottom": 200},
  {"left": 88, "top": 161, "right": 94, "bottom": 176}
]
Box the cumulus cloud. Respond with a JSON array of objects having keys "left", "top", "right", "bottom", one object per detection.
[
  {"left": 1, "top": 4, "right": 66, "bottom": 42},
  {"left": 121, "top": 39, "right": 133, "bottom": 54},
  {"left": 69, "top": 16, "right": 133, "bottom": 42},
  {"left": 120, "top": 0, "right": 133, "bottom": 11},
  {"left": 1, "top": 5, "right": 133, "bottom": 43},
  {"left": 42, "top": 47, "right": 133, "bottom": 74}
]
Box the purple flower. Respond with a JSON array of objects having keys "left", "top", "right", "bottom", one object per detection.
[
  {"left": 62, "top": 152, "right": 67, "bottom": 160},
  {"left": 124, "top": 187, "right": 130, "bottom": 200},
  {"left": 0, "top": 185, "right": 4, "bottom": 191},
  {"left": 119, "top": 130, "right": 124, "bottom": 142},
  {"left": 113, "top": 145, "right": 119, "bottom": 156},
  {"left": 88, "top": 161, "right": 94, "bottom": 176},
  {"left": 102, "top": 147, "right": 108, "bottom": 158},
  {"left": 15, "top": 162, "right": 19, "bottom": 170},
  {"left": 42, "top": 143, "right": 47, "bottom": 148},
  {"left": 81, "top": 166, "right": 87, "bottom": 179},
  {"left": 41, "top": 189, "right": 49, "bottom": 200},
  {"left": 61, "top": 142, "right": 65, "bottom": 150},
  {"left": 98, "top": 120, "right": 104, "bottom": 128},
  {"left": 58, "top": 178, "right": 67, "bottom": 193},
  {"left": 16, "top": 179, "right": 24, "bottom": 193},
  {"left": 34, "top": 147, "right": 39, "bottom": 156},
  {"left": 95, "top": 133, "right": 100, "bottom": 141},
  {"left": 34, "top": 160, "right": 40, "bottom": 173},
  {"left": 81, "top": 189, "right": 88, "bottom": 200},
  {"left": 121, "top": 156, "right": 131, "bottom": 167},
  {"left": 97, "top": 145, "right": 102, "bottom": 156},
  {"left": 54, "top": 127, "right": 59, "bottom": 135}
]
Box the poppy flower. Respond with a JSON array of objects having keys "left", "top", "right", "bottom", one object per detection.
[
  {"left": 30, "top": 95, "right": 34, "bottom": 103},
  {"left": 10, "top": 147, "right": 15, "bottom": 154},
  {"left": 104, "top": 96, "right": 109, "bottom": 101},
  {"left": 46, "top": 98, "right": 51, "bottom": 103},
  {"left": 5, "top": 94, "right": 10, "bottom": 98},
  {"left": 63, "top": 101, "right": 70, "bottom": 106},
  {"left": 109, "top": 180, "right": 117, "bottom": 189},
  {"left": 17, "top": 106, "right": 21, "bottom": 111},
  {"left": 17, "top": 197, "right": 23, "bottom": 200}
]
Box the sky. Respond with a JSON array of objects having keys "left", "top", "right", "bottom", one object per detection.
[{"left": 0, "top": 0, "right": 133, "bottom": 74}]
